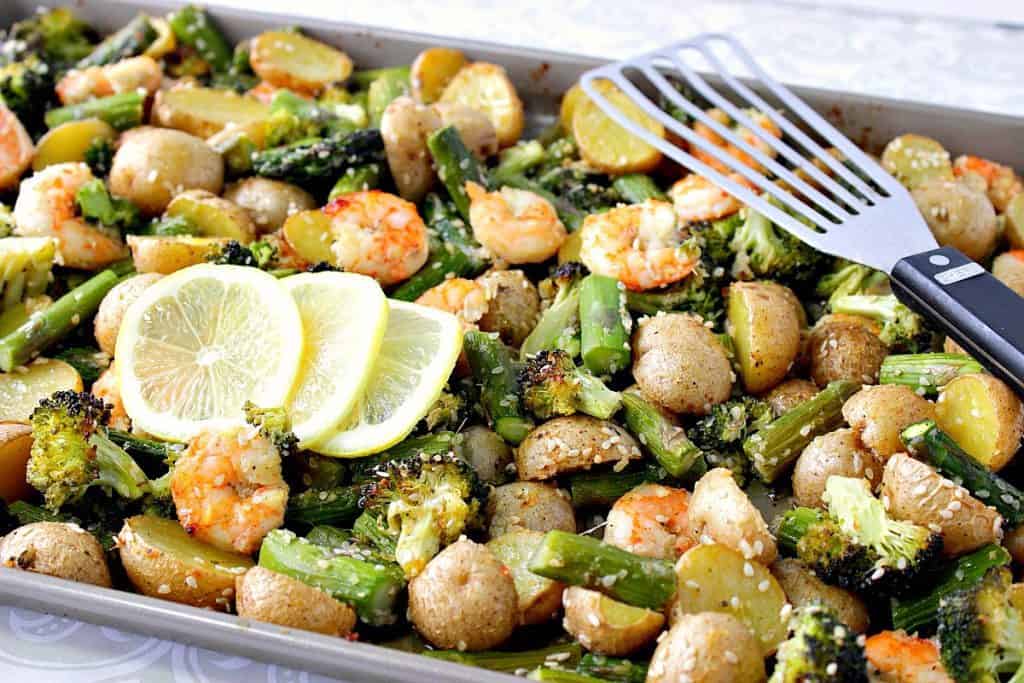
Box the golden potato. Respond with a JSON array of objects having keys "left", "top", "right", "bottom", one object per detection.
[
  {"left": 222, "top": 178, "right": 316, "bottom": 235},
  {"left": 411, "top": 47, "right": 467, "bottom": 104},
  {"left": 911, "top": 177, "right": 998, "bottom": 261},
  {"left": 936, "top": 373, "right": 1024, "bottom": 471},
  {"left": 126, "top": 235, "right": 232, "bottom": 275},
  {"left": 516, "top": 415, "right": 642, "bottom": 480},
  {"left": 152, "top": 87, "right": 270, "bottom": 139},
  {"left": 33, "top": 119, "right": 117, "bottom": 171},
  {"left": 0, "top": 522, "right": 111, "bottom": 587},
  {"left": 842, "top": 384, "right": 936, "bottom": 459},
  {"left": 164, "top": 190, "right": 257, "bottom": 243},
  {"left": 0, "top": 423, "right": 33, "bottom": 503},
  {"left": 380, "top": 96, "right": 441, "bottom": 202},
  {"left": 688, "top": 468, "right": 776, "bottom": 565},
  {"left": 562, "top": 586, "right": 665, "bottom": 656},
  {"left": 771, "top": 559, "right": 869, "bottom": 633},
  {"left": 235, "top": 567, "right": 356, "bottom": 637},
  {"left": 487, "top": 481, "right": 575, "bottom": 538},
  {"left": 91, "top": 365, "right": 129, "bottom": 431},
  {"left": 993, "top": 251, "right": 1024, "bottom": 298},
  {"left": 572, "top": 80, "right": 663, "bottom": 175},
  {"left": 250, "top": 31, "right": 353, "bottom": 94},
  {"left": 1005, "top": 194, "right": 1024, "bottom": 250},
  {"left": 792, "top": 428, "right": 882, "bottom": 509},
  {"left": 431, "top": 101, "right": 499, "bottom": 159},
  {"left": 440, "top": 62, "right": 524, "bottom": 148},
  {"left": 476, "top": 269, "right": 541, "bottom": 348},
  {"left": 487, "top": 530, "right": 563, "bottom": 625},
  {"left": 649, "top": 612, "right": 766, "bottom": 683},
  {"left": 94, "top": 273, "right": 162, "bottom": 356},
  {"left": 880, "top": 134, "right": 953, "bottom": 189},
  {"left": 807, "top": 317, "right": 888, "bottom": 387},
  {"left": 727, "top": 281, "right": 802, "bottom": 394},
  {"left": 764, "top": 378, "right": 818, "bottom": 417}
]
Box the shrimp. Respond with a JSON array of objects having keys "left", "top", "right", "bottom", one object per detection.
[
  {"left": 953, "top": 154, "right": 1023, "bottom": 212},
  {"left": 691, "top": 106, "right": 782, "bottom": 173},
  {"left": 416, "top": 278, "right": 489, "bottom": 330},
  {"left": 171, "top": 423, "right": 288, "bottom": 555},
  {"left": 0, "top": 104, "right": 34, "bottom": 192},
  {"left": 466, "top": 181, "right": 566, "bottom": 264},
  {"left": 322, "top": 190, "right": 429, "bottom": 286},
  {"left": 578, "top": 199, "right": 699, "bottom": 291},
  {"left": 603, "top": 483, "right": 693, "bottom": 560},
  {"left": 55, "top": 56, "right": 163, "bottom": 105},
  {"left": 13, "top": 163, "right": 129, "bottom": 270},
  {"left": 668, "top": 172, "right": 754, "bottom": 223},
  {"left": 865, "top": 631, "right": 953, "bottom": 683},
  {"left": 92, "top": 364, "right": 129, "bottom": 432}
]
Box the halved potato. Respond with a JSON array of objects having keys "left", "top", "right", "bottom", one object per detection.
[
  {"left": 0, "top": 358, "right": 83, "bottom": 422},
  {"left": 727, "top": 281, "right": 802, "bottom": 394},
  {"left": 411, "top": 47, "right": 467, "bottom": 104},
  {"left": 487, "top": 530, "right": 563, "bottom": 625},
  {"left": 572, "top": 80, "right": 664, "bottom": 175},
  {"left": 126, "top": 235, "right": 232, "bottom": 275},
  {"left": 118, "top": 515, "right": 253, "bottom": 610},
  {"left": 0, "top": 422, "right": 33, "bottom": 503},
  {"left": 33, "top": 119, "right": 117, "bottom": 172},
  {"left": 152, "top": 87, "right": 270, "bottom": 139},
  {"left": 881, "top": 134, "right": 953, "bottom": 189},
  {"left": 562, "top": 586, "right": 665, "bottom": 656},
  {"left": 935, "top": 373, "right": 1024, "bottom": 471},
  {"left": 671, "top": 543, "right": 788, "bottom": 656},
  {"left": 236, "top": 566, "right": 356, "bottom": 637},
  {"left": 440, "top": 62, "right": 524, "bottom": 148},
  {"left": 281, "top": 209, "right": 333, "bottom": 264},
  {"left": 164, "top": 190, "right": 257, "bottom": 243},
  {"left": 250, "top": 31, "right": 353, "bottom": 94}
]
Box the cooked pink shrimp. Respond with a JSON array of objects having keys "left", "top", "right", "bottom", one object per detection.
[
  {"left": 0, "top": 104, "right": 33, "bottom": 192},
  {"left": 953, "top": 154, "right": 1023, "bottom": 212},
  {"left": 322, "top": 190, "right": 429, "bottom": 286},
  {"left": 691, "top": 106, "right": 782, "bottom": 173},
  {"left": 416, "top": 278, "right": 489, "bottom": 330},
  {"left": 578, "top": 199, "right": 699, "bottom": 291},
  {"left": 92, "top": 364, "right": 129, "bottom": 432},
  {"left": 466, "top": 181, "right": 566, "bottom": 264},
  {"left": 865, "top": 631, "right": 953, "bottom": 683},
  {"left": 56, "top": 56, "right": 163, "bottom": 105},
  {"left": 668, "top": 172, "right": 753, "bottom": 223},
  {"left": 171, "top": 423, "right": 288, "bottom": 555},
  {"left": 13, "top": 163, "right": 129, "bottom": 270},
  {"left": 603, "top": 483, "right": 693, "bottom": 560}
]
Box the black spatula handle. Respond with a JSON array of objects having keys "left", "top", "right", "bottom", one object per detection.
[{"left": 892, "top": 246, "right": 1024, "bottom": 395}]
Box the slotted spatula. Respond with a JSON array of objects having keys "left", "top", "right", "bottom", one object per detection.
[{"left": 580, "top": 34, "right": 1024, "bottom": 394}]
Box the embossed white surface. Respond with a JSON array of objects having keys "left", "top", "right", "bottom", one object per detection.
[{"left": 2, "top": 1, "right": 1022, "bottom": 681}]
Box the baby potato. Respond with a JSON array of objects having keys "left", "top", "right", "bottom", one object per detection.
[
  {"left": 407, "top": 538, "right": 517, "bottom": 650},
  {"left": 632, "top": 313, "right": 733, "bottom": 415},
  {"left": 380, "top": 96, "right": 442, "bottom": 202},
  {"left": 770, "top": 558, "right": 869, "bottom": 633},
  {"left": 0, "top": 358, "right": 83, "bottom": 423},
  {"left": 33, "top": 119, "right": 117, "bottom": 172},
  {"left": 880, "top": 134, "right": 953, "bottom": 189},
  {"left": 764, "top": 378, "right": 818, "bottom": 417},
  {"left": 0, "top": 522, "right": 111, "bottom": 587},
  {"left": 792, "top": 428, "right": 881, "bottom": 509},
  {"left": 992, "top": 251, "right": 1024, "bottom": 298},
  {"left": 476, "top": 269, "right": 540, "bottom": 348},
  {"left": 109, "top": 127, "right": 224, "bottom": 215},
  {"left": 882, "top": 453, "right": 1003, "bottom": 557},
  {"left": 249, "top": 31, "right": 353, "bottom": 94},
  {"left": 572, "top": 80, "right": 664, "bottom": 175},
  {"left": 516, "top": 415, "right": 642, "bottom": 480},
  {"left": 151, "top": 87, "right": 271, "bottom": 140},
  {"left": 562, "top": 586, "right": 665, "bottom": 656},
  {"left": 118, "top": 515, "right": 253, "bottom": 610},
  {"left": 807, "top": 317, "right": 888, "bottom": 387},
  {"left": 126, "top": 235, "right": 232, "bottom": 275},
  {"left": 687, "top": 468, "right": 777, "bottom": 565},
  {"left": 842, "top": 384, "right": 936, "bottom": 459},
  {"left": 440, "top": 62, "right": 524, "bottom": 148},
  {"left": 431, "top": 101, "right": 499, "bottom": 159},
  {"left": 488, "top": 481, "right": 576, "bottom": 538},
  {"left": 0, "top": 423, "right": 33, "bottom": 503},
  {"left": 459, "top": 425, "right": 513, "bottom": 484},
  {"left": 164, "top": 190, "right": 258, "bottom": 244},
  {"left": 487, "top": 530, "right": 563, "bottom": 625},
  {"left": 235, "top": 566, "right": 356, "bottom": 637},
  {"left": 649, "top": 612, "right": 766, "bottom": 683},
  {"left": 411, "top": 47, "right": 467, "bottom": 104},
  {"left": 911, "top": 177, "right": 998, "bottom": 261},
  {"left": 94, "top": 273, "right": 162, "bottom": 356},
  {"left": 935, "top": 373, "right": 1024, "bottom": 471},
  {"left": 727, "top": 281, "right": 802, "bottom": 394},
  {"left": 222, "top": 178, "right": 316, "bottom": 235}
]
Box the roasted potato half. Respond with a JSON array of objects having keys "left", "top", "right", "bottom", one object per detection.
[
  {"left": 487, "top": 530, "right": 563, "bottom": 626},
  {"left": 727, "top": 281, "right": 802, "bottom": 394},
  {"left": 842, "top": 384, "right": 936, "bottom": 459},
  {"left": 0, "top": 359, "right": 82, "bottom": 423},
  {"left": 935, "top": 373, "right": 1024, "bottom": 471},
  {"left": 250, "top": 31, "right": 353, "bottom": 94},
  {"left": 411, "top": 47, "right": 467, "bottom": 104},
  {"left": 516, "top": 415, "right": 642, "bottom": 480},
  {"left": 127, "top": 235, "right": 232, "bottom": 275},
  {"left": 771, "top": 558, "right": 869, "bottom": 633},
  {"left": 94, "top": 273, "right": 163, "bottom": 356},
  {"left": 487, "top": 481, "right": 576, "bottom": 538},
  {"left": 440, "top": 62, "right": 524, "bottom": 148},
  {"left": 33, "top": 119, "right": 117, "bottom": 172},
  {"left": 0, "top": 522, "right": 111, "bottom": 587},
  {"left": 562, "top": 586, "right": 665, "bottom": 656},
  {"left": 164, "top": 190, "right": 258, "bottom": 243},
  {"left": 236, "top": 566, "right": 357, "bottom": 637},
  {"left": 152, "top": 87, "right": 270, "bottom": 140}
]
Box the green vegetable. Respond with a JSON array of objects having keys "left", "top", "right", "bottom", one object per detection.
[
  {"left": 770, "top": 604, "right": 867, "bottom": 683},
  {"left": 491, "top": 140, "right": 545, "bottom": 185},
  {"left": 328, "top": 163, "right": 382, "bottom": 200},
  {"left": 690, "top": 396, "right": 772, "bottom": 484},
  {"left": 621, "top": 391, "right": 703, "bottom": 478},
  {"left": 0, "top": 56, "right": 54, "bottom": 135},
  {"left": 464, "top": 330, "right": 533, "bottom": 444},
  {"left": 625, "top": 274, "right": 723, "bottom": 325},
  {"left": 265, "top": 89, "right": 356, "bottom": 147},
  {"left": 611, "top": 174, "right": 665, "bottom": 204},
  {"left": 209, "top": 240, "right": 279, "bottom": 271},
  {"left": 832, "top": 294, "right": 929, "bottom": 351},
  {"left": 0, "top": 236, "right": 55, "bottom": 314},
  {"left": 579, "top": 274, "right": 631, "bottom": 376},
  {"left": 879, "top": 353, "right": 984, "bottom": 396},
  {"left": 306, "top": 525, "right": 352, "bottom": 548},
  {"left": 45, "top": 91, "right": 145, "bottom": 131},
  {"left": 528, "top": 669, "right": 606, "bottom": 683},
  {"left": 576, "top": 654, "right": 647, "bottom": 683},
  {"left": 52, "top": 346, "right": 109, "bottom": 385},
  {"left": 167, "top": 6, "right": 232, "bottom": 73},
  {"left": 6, "top": 8, "right": 96, "bottom": 69},
  {"left": 83, "top": 137, "right": 114, "bottom": 177},
  {"left": 210, "top": 43, "right": 260, "bottom": 93},
  {"left": 74, "top": 179, "right": 143, "bottom": 233},
  {"left": 427, "top": 125, "right": 490, "bottom": 223},
  {"left": 816, "top": 259, "right": 889, "bottom": 308},
  {"left": 567, "top": 465, "right": 666, "bottom": 509},
  {"left": 363, "top": 67, "right": 411, "bottom": 126},
  {"left": 77, "top": 14, "right": 156, "bottom": 68},
  {"left": 106, "top": 429, "right": 183, "bottom": 468},
  {"left": 730, "top": 201, "right": 828, "bottom": 288},
  {"left": 521, "top": 262, "right": 586, "bottom": 360},
  {"left": 206, "top": 129, "right": 257, "bottom": 178},
  {"left": 351, "top": 66, "right": 411, "bottom": 89},
  {"left": 252, "top": 129, "right": 385, "bottom": 187},
  {"left": 425, "top": 642, "right": 582, "bottom": 673},
  {"left": 142, "top": 215, "right": 196, "bottom": 237},
  {"left": 243, "top": 403, "right": 298, "bottom": 459},
  {"left": 286, "top": 485, "right": 361, "bottom": 528},
  {"left": 519, "top": 349, "right": 621, "bottom": 420}
]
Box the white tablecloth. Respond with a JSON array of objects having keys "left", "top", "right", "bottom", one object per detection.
[{"left": 2, "top": 1, "right": 1022, "bottom": 681}]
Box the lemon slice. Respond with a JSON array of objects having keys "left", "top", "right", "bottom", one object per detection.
[
  {"left": 313, "top": 300, "right": 462, "bottom": 457},
  {"left": 116, "top": 264, "right": 303, "bottom": 441},
  {"left": 282, "top": 272, "right": 389, "bottom": 447},
  {"left": 0, "top": 358, "right": 83, "bottom": 421}
]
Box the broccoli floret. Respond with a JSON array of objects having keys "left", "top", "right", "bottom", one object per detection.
[
  {"left": 730, "top": 204, "right": 829, "bottom": 288},
  {"left": 243, "top": 402, "right": 297, "bottom": 459},
  {"left": 264, "top": 89, "right": 357, "bottom": 147},
  {"left": 624, "top": 272, "right": 724, "bottom": 326},
  {"left": 74, "top": 178, "right": 143, "bottom": 233},
  {"left": 692, "top": 213, "right": 744, "bottom": 276},
  {"left": 210, "top": 240, "right": 279, "bottom": 270},
  {"left": 3, "top": 8, "right": 96, "bottom": 69},
  {"left": 938, "top": 567, "right": 1024, "bottom": 683},
  {"left": 26, "top": 390, "right": 149, "bottom": 511},
  {"left": 359, "top": 452, "right": 483, "bottom": 577},
  {"left": 538, "top": 166, "right": 620, "bottom": 212},
  {"left": 519, "top": 349, "right": 622, "bottom": 420},
  {"left": 688, "top": 397, "right": 771, "bottom": 486},
  {"left": 421, "top": 390, "right": 466, "bottom": 431},
  {"left": 209, "top": 43, "right": 260, "bottom": 93},
  {"left": 816, "top": 259, "right": 889, "bottom": 309},
  {"left": 83, "top": 137, "right": 114, "bottom": 177},
  {"left": 0, "top": 55, "right": 54, "bottom": 135},
  {"left": 831, "top": 294, "right": 931, "bottom": 351},
  {"left": 770, "top": 604, "right": 868, "bottom": 683},
  {"left": 143, "top": 215, "right": 196, "bottom": 237}
]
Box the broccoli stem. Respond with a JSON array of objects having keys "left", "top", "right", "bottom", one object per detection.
[
  {"left": 259, "top": 528, "right": 406, "bottom": 626},
  {"left": 7, "top": 500, "right": 71, "bottom": 525},
  {"left": 106, "top": 429, "right": 182, "bottom": 466},
  {"left": 574, "top": 371, "right": 622, "bottom": 420},
  {"left": 427, "top": 125, "right": 490, "bottom": 223},
  {"left": 528, "top": 530, "right": 676, "bottom": 610},
  {"left": 168, "top": 5, "right": 233, "bottom": 73},
  {"left": 328, "top": 164, "right": 382, "bottom": 200},
  {"left": 900, "top": 420, "right": 1024, "bottom": 526},
  {"left": 611, "top": 174, "right": 666, "bottom": 204},
  {"left": 286, "top": 485, "right": 362, "bottom": 527},
  {"left": 528, "top": 669, "right": 606, "bottom": 683},
  {"left": 352, "top": 510, "right": 398, "bottom": 558},
  {"left": 491, "top": 140, "right": 546, "bottom": 186},
  {"left": 424, "top": 641, "right": 582, "bottom": 673},
  {"left": 464, "top": 330, "right": 533, "bottom": 444},
  {"left": 579, "top": 274, "right": 631, "bottom": 377},
  {"left": 775, "top": 506, "right": 826, "bottom": 553},
  {"left": 77, "top": 13, "right": 157, "bottom": 68},
  {"left": 620, "top": 391, "right": 703, "bottom": 478},
  {"left": 89, "top": 431, "right": 149, "bottom": 500},
  {"left": 879, "top": 353, "right": 984, "bottom": 397},
  {"left": 45, "top": 92, "right": 145, "bottom": 131},
  {"left": 744, "top": 380, "right": 859, "bottom": 483},
  {"left": 306, "top": 525, "right": 353, "bottom": 548},
  {"left": 577, "top": 653, "right": 649, "bottom": 683},
  {"left": 568, "top": 465, "right": 665, "bottom": 508},
  {"left": 890, "top": 544, "right": 1011, "bottom": 634},
  {"left": 0, "top": 268, "right": 124, "bottom": 372}
]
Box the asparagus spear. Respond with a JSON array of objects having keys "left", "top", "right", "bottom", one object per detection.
[
  {"left": 328, "top": 163, "right": 382, "bottom": 200},
  {"left": 306, "top": 525, "right": 353, "bottom": 548},
  {"left": 45, "top": 92, "right": 145, "bottom": 131},
  {"left": 579, "top": 274, "right": 631, "bottom": 376},
  {"left": 427, "top": 125, "right": 490, "bottom": 223},
  {"left": 577, "top": 653, "right": 649, "bottom": 683},
  {"left": 620, "top": 391, "right": 703, "bottom": 478},
  {"left": 168, "top": 5, "right": 233, "bottom": 73},
  {"left": 879, "top": 353, "right": 984, "bottom": 396},
  {"left": 424, "top": 641, "right": 582, "bottom": 673},
  {"left": 520, "top": 263, "right": 585, "bottom": 360},
  {"left": 77, "top": 14, "right": 157, "bottom": 68},
  {"left": 611, "top": 174, "right": 665, "bottom": 204},
  {"left": 285, "top": 485, "right": 362, "bottom": 527},
  {"left": 528, "top": 530, "right": 676, "bottom": 610},
  {"left": 352, "top": 510, "right": 398, "bottom": 558},
  {"left": 491, "top": 140, "right": 546, "bottom": 186},
  {"left": 529, "top": 669, "right": 606, "bottom": 683},
  {"left": 107, "top": 429, "right": 183, "bottom": 466},
  {"left": 464, "top": 330, "right": 533, "bottom": 444},
  {"left": 252, "top": 129, "right": 385, "bottom": 186},
  {"left": 568, "top": 465, "right": 665, "bottom": 509},
  {"left": 348, "top": 431, "right": 463, "bottom": 483}
]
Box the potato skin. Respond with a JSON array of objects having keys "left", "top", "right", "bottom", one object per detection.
[
  {"left": 127, "top": 235, "right": 232, "bottom": 275},
  {"left": 562, "top": 587, "right": 664, "bottom": 656},
  {"left": 407, "top": 539, "right": 517, "bottom": 650},
  {"left": 109, "top": 127, "right": 224, "bottom": 215},
  {"left": 770, "top": 558, "right": 869, "bottom": 633},
  {"left": 881, "top": 453, "right": 1003, "bottom": 557},
  {"left": 0, "top": 522, "right": 111, "bottom": 587},
  {"left": 236, "top": 567, "right": 356, "bottom": 637},
  {"left": 632, "top": 313, "right": 733, "bottom": 415},
  {"left": 936, "top": 373, "right": 1024, "bottom": 471},
  {"left": 993, "top": 252, "right": 1024, "bottom": 298},
  {"left": 687, "top": 468, "right": 777, "bottom": 564},
  {"left": 516, "top": 415, "right": 642, "bottom": 481},
  {"left": 912, "top": 177, "right": 998, "bottom": 261},
  {"left": 487, "top": 481, "right": 576, "bottom": 538},
  {"left": 842, "top": 385, "right": 936, "bottom": 459},
  {"left": 727, "top": 281, "right": 802, "bottom": 394},
  {"left": 792, "top": 428, "right": 882, "bottom": 509},
  {"left": 460, "top": 425, "right": 513, "bottom": 484},
  {"left": 476, "top": 269, "right": 541, "bottom": 348},
  {"left": 487, "top": 530, "right": 563, "bottom": 625},
  {"left": 647, "top": 612, "right": 766, "bottom": 683},
  {"left": 807, "top": 317, "right": 888, "bottom": 386},
  {"left": 764, "top": 378, "right": 818, "bottom": 417},
  {"left": 222, "top": 178, "right": 316, "bottom": 235},
  {"left": 94, "top": 273, "right": 162, "bottom": 356}
]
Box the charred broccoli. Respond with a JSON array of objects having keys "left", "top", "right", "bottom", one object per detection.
[
  {"left": 210, "top": 240, "right": 278, "bottom": 270},
  {"left": 520, "top": 261, "right": 587, "bottom": 359},
  {"left": 730, "top": 203, "right": 828, "bottom": 288},
  {"left": 3, "top": 8, "right": 96, "bottom": 69},
  {"left": 243, "top": 402, "right": 297, "bottom": 459},
  {"left": 624, "top": 272, "right": 724, "bottom": 326},
  {"left": 688, "top": 397, "right": 772, "bottom": 486},
  {"left": 519, "top": 349, "right": 622, "bottom": 420},
  {"left": 831, "top": 294, "right": 930, "bottom": 351},
  {"left": 691, "top": 213, "right": 744, "bottom": 277},
  {"left": 83, "top": 137, "right": 114, "bottom": 177},
  {"left": 770, "top": 604, "right": 868, "bottom": 683},
  {"left": 0, "top": 55, "right": 53, "bottom": 134}
]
